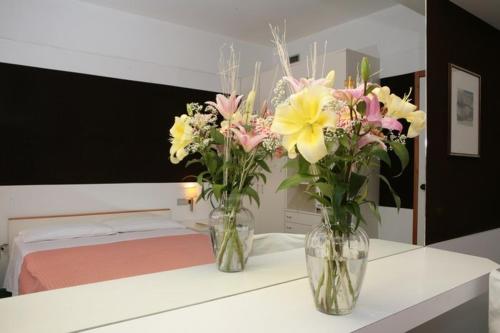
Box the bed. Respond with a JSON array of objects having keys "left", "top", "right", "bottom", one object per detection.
[{"left": 3, "top": 209, "right": 214, "bottom": 295}]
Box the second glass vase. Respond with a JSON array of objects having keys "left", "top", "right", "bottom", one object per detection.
[{"left": 208, "top": 200, "right": 255, "bottom": 272}]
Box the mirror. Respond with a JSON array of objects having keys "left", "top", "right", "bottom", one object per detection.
[{"left": 0, "top": 0, "right": 426, "bottom": 331}]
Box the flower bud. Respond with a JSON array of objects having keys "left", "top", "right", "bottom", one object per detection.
[{"left": 361, "top": 57, "right": 370, "bottom": 83}]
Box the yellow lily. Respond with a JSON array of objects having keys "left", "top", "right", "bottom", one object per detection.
[
  {"left": 373, "top": 86, "right": 426, "bottom": 138},
  {"left": 271, "top": 85, "right": 336, "bottom": 164},
  {"left": 169, "top": 114, "right": 193, "bottom": 164},
  {"left": 406, "top": 110, "right": 426, "bottom": 138}
]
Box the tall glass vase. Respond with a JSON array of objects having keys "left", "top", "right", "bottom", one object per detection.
[
  {"left": 208, "top": 198, "right": 255, "bottom": 272},
  {"left": 305, "top": 208, "right": 369, "bottom": 315}
]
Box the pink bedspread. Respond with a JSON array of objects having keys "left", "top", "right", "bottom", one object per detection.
[{"left": 19, "top": 234, "right": 214, "bottom": 294}]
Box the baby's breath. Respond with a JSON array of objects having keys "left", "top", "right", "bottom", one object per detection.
[{"left": 271, "top": 78, "right": 288, "bottom": 108}]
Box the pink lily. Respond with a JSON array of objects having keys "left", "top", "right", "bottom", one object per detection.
[
  {"left": 364, "top": 95, "right": 403, "bottom": 132},
  {"left": 284, "top": 76, "right": 307, "bottom": 93},
  {"left": 231, "top": 125, "right": 267, "bottom": 153},
  {"left": 206, "top": 91, "right": 243, "bottom": 120},
  {"left": 333, "top": 85, "right": 365, "bottom": 105},
  {"left": 358, "top": 132, "right": 386, "bottom": 150},
  {"left": 284, "top": 72, "right": 335, "bottom": 93}
]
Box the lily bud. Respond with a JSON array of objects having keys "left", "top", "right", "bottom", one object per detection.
[{"left": 361, "top": 57, "right": 370, "bottom": 83}]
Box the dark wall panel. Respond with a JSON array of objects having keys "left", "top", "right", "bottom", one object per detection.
[
  {"left": 0, "top": 62, "right": 215, "bottom": 185},
  {"left": 427, "top": 1, "right": 500, "bottom": 243}
]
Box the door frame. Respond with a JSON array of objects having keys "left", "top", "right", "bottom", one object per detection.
[{"left": 413, "top": 70, "right": 426, "bottom": 245}]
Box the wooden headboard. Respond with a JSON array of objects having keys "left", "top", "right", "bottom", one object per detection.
[{"left": 7, "top": 208, "right": 171, "bottom": 246}]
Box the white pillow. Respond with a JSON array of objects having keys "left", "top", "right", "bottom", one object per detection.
[
  {"left": 100, "top": 215, "right": 186, "bottom": 233},
  {"left": 20, "top": 223, "right": 115, "bottom": 243}
]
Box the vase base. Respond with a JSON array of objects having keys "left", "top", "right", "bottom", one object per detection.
[{"left": 315, "top": 306, "right": 354, "bottom": 316}]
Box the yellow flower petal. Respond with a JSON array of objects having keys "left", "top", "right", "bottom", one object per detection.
[
  {"left": 372, "top": 86, "right": 390, "bottom": 104},
  {"left": 170, "top": 155, "right": 180, "bottom": 164},
  {"left": 386, "top": 94, "right": 417, "bottom": 119},
  {"left": 290, "top": 85, "right": 332, "bottom": 124},
  {"left": 282, "top": 132, "right": 300, "bottom": 158},
  {"left": 316, "top": 110, "right": 337, "bottom": 128},
  {"left": 406, "top": 110, "right": 426, "bottom": 138},
  {"left": 271, "top": 85, "right": 335, "bottom": 164},
  {"left": 271, "top": 103, "right": 306, "bottom": 135},
  {"left": 323, "top": 70, "right": 336, "bottom": 88},
  {"left": 297, "top": 124, "right": 327, "bottom": 164}
]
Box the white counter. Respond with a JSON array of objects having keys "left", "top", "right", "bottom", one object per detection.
[
  {"left": 0, "top": 239, "right": 417, "bottom": 333},
  {"left": 87, "top": 247, "right": 499, "bottom": 333}
]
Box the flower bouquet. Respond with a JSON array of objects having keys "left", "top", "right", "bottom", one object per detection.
[
  {"left": 270, "top": 33, "right": 425, "bottom": 314},
  {"left": 169, "top": 51, "right": 282, "bottom": 272}
]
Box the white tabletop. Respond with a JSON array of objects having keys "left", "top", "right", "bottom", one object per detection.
[
  {"left": 86, "top": 247, "right": 499, "bottom": 333},
  {"left": 0, "top": 239, "right": 417, "bottom": 333}
]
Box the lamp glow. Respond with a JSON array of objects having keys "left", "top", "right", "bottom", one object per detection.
[{"left": 183, "top": 183, "right": 200, "bottom": 212}]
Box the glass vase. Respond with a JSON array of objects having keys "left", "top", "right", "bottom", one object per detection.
[
  {"left": 305, "top": 213, "right": 369, "bottom": 315},
  {"left": 208, "top": 199, "right": 255, "bottom": 272}
]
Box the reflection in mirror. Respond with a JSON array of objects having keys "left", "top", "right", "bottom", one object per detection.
[{"left": 0, "top": 0, "right": 425, "bottom": 331}]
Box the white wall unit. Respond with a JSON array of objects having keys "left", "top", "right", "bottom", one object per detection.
[
  {"left": 284, "top": 222, "right": 313, "bottom": 234},
  {"left": 286, "top": 5, "right": 425, "bottom": 79},
  {"left": 284, "top": 210, "right": 322, "bottom": 234}
]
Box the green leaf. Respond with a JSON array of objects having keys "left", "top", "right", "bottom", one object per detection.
[
  {"left": 298, "top": 155, "right": 311, "bottom": 174},
  {"left": 210, "top": 127, "right": 225, "bottom": 145},
  {"left": 372, "top": 149, "right": 391, "bottom": 167},
  {"left": 256, "top": 159, "right": 271, "bottom": 173},
  {"left": 349, "top": 173, "right": 367, "bottom": 197},
  {"left": 339, "top": 135, "right": 350, "bottom": 149},
  {"left": 255, "top": 172, "right": 267, "bottom": 184},
  {"left": 348, "top": 202, "right": 365, "bottom": 229},
  {"left": 365, "top": 84, "right": 377, "bottom": 95},
  {"left": 196, "top": 171, "right": 209, "bottom": 185},
  {"left": 379, "top": 174, "right": 401, "bottom": 210},
  {"left": 332, "top": 183, "right": 347, "bottom": 208},
  {"left": 282, "top": 158, "right": 298, "bottom": 171},
  {"left": 185, "top": 158, "right": 201, "bottom": 168},
  {"left": 314, "top": 182, "right": 333, "bottom": 198},
  {"left": 212, "top": 183, "right": 225, "bottom": 201},
  {"left": 389, "top": 141, "right": 409, "bottom": 177},
  {"left": 367, "top": 201, "right": 381, "bottom": 223},
  {"left": 277, "top": 173, "right": 314, "bottom": 192},
  {"left": 357, "top": 100, "right": 366, "bottom": 115},
  {"left": 243, "top": 187, "right": 260, "bottom": 207},
  {"left": 207, "top": 159, "right": 217, "bottom": 176},
  {"left": 304, "top": 191, "right": 330, "bottom": 207},
  {"left": 227, "top": 190, "right": 241, "bottom": 207}
]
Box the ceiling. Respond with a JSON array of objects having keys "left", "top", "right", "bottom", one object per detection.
[
  {"left": 79, "top": 0, "right": 424, "bottom": 45},
  {"left": 450, "top": 0, "right": 500, "bottom": 30}
]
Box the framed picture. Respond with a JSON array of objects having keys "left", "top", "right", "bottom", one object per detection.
[{"left": 448, "top": 64, "right": 481, "bottom": 157}]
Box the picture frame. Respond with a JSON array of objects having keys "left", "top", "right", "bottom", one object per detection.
[{"left": 448, "top": 64, "right": 481, "bottom": 157}]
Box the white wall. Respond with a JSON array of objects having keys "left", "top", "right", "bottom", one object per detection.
[
  {"left": 286, "top": 4, "right": 425, "bottom": 79},
  {"left": 0, "top": 0, "right": 273, "bottom": 90}
]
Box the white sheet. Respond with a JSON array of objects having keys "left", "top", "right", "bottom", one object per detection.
[{"left": 3, "top": 228, "right": 194, "bottom": 295}]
